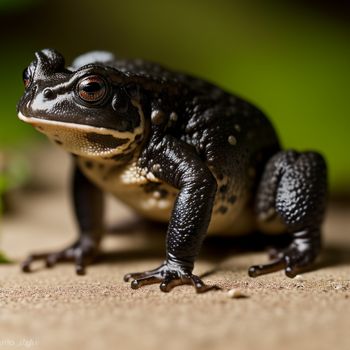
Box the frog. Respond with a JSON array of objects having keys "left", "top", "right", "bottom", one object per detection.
[{"left": 17, "top": 49, "right": 328, "bottom": 293}]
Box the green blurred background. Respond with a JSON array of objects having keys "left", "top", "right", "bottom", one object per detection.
[{"left": 0, "top": 0, "right": 349, "bottom": 195}]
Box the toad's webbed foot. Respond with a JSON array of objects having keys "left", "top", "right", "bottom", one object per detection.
[
  {"left": 124, "top": 263, "right": 219, "bottom": 293},
  {"left": 21, "top": 237, "right": 99, "bottom": 275},
  {"left": 248, "top": 230, "right": 321, "bottom": 278}
]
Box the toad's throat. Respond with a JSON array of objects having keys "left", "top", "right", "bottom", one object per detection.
[{"left": 18, "top": 112, "right": 142, "bottom": 158}]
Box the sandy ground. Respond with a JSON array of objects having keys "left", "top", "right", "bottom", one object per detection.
[{"left": 1, "top": 146, "right": 350, "bottom": 350}]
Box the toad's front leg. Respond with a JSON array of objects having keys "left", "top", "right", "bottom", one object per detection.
[{"left": 124, "top": 134, "right": 218, "bottom": 293}]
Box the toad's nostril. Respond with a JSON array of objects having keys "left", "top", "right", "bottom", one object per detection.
[{"left": 43, "top": 88, "right": 55, "bottom": 99}]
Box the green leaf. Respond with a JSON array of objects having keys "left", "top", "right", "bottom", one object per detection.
[{"left": 0, "top": 251, "right": 12, "bottom": 264}]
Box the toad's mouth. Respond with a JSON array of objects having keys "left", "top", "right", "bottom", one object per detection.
[{"left": 18, "top": 112, "right": 141, "bottom": 158}]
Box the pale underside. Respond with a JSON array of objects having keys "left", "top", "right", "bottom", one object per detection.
[{"left": 77, "top": 156, "right": 285, "bottom": 236}]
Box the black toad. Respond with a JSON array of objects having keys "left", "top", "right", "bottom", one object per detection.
[{"left": 17, "top": 49, "right": 328, "bottom": 292}]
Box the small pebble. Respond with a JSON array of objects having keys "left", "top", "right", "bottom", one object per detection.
[
  {"left": 227, "top": 288, "right": 247, "bottom": 299},
  {"left": 295, "top": 274, "right": 304, "bottom": 280}
]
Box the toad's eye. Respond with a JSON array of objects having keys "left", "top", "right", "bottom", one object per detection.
[
  {"left": 22, "top": 67, "right": 32, "bottom": 88},
  {"left": 77, "top": 75, "right": 107, "bottom": 103}
]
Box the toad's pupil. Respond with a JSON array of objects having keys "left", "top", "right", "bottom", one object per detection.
[{"left": 83, "top": 82, "right": 102, "bottom": 93}]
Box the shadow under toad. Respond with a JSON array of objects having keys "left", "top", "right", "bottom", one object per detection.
[
  {"left": 99, "top": 218, "right": 271, "bottom": 264},
  {"left": 313, "top": 245, "right": 350, "bottom": 271},
  {"left": 95, "top": 218, "right": 350, "bottom": 277}
]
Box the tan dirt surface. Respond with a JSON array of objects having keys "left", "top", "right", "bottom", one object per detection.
[{"left": 1, "top": 146, "right": 350, "bottom": 350}]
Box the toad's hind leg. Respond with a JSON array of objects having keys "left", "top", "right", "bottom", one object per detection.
[{"left": 249, "top": 150, "right": 327, "bottom": 278}]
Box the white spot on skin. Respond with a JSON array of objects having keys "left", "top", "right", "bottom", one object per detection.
[
  {"left": 152, "top": 164, "right": 161, "bottom": 173},
  {"left": 170, "top": 112, "right": 178, "bottom": 122},
  {"left": 228, "top": 135, "right": 237, "bottom": 145},
  {"left": 153, "top": 191, "right": 161, "bottom": 199},
  {"left": 151, "top": 110, "right": 165, "bottom": 125},
  {"left": 193, "top": 105, "right": 201, "bottom": 113}
]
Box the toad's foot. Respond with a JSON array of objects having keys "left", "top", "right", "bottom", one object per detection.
[
  {"left": 248, "top": 231, "right": 321, "bottom": 278},
  {"left": 124, "top": 263, "right": 219, "bottom": 293},
  {"left": 21, "top": 237, "right": 99, "bottom": 275}
]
